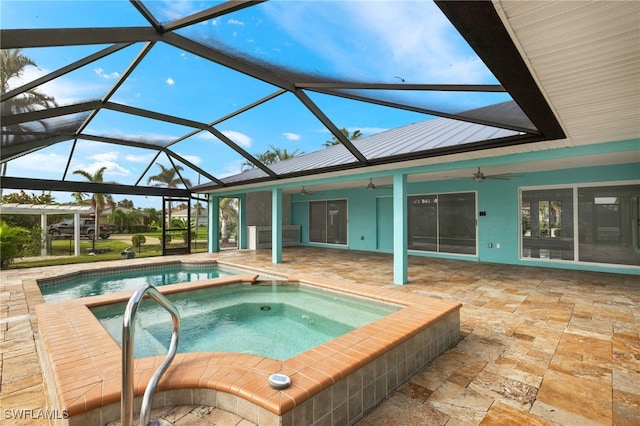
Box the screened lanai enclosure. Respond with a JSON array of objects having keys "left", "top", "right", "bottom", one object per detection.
[{"left": 1, "top": 1, "right": 564, "bottom": 202}]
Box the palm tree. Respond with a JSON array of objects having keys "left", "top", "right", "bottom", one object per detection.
[
  {"left": 241, "top": 144, "right": 303, "bottom": 171},
  {"left": 124, "top": 209, "right": 143, "bottom": 232},
  {"left": 219, "top": 198, "right": 238, "bottom": 244},
  {"left": 142, "top": 207, "right": 161, "bottom": 228},
  {"left": 146, "top": 163, "right": 191, "bottom": 228},
  {"left": 1, "top": 49, "right": 58, "bottom": 197},
  {"left": 72, "top": 166, "right": 116, "bottom": 240},
  {"left": 108, "top": 208, "right": 127, "bottom": 233},
  {"left": 117, "top": 199, "right": 134, "bottom": 209},
  {"left": 323, "top": 128, "right": 363, "bottom": 147}
]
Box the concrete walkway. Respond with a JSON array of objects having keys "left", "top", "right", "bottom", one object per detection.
[{"left": 1, "top": 248, "right": 638, "bottom": 425}]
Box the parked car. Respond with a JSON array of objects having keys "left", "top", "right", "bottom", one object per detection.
[{"left": 48, "top": 219, "right": 113, "bottom": 240}]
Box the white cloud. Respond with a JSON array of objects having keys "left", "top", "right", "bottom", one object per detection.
[
  {"left": 227, "top": 18, "right": 244, "bottom": 26},
  {"left": 217, "top": 159, "right": 246, "bottom": 178},
  {"left": 5, "top": 65, "right": 50, "bottom": 91},
  {"left": 71, "top": 161, "right": 130, "bottom": 178},
  {"left": 283, "top": 132, "right": 301, "bottom": 141},
  {"left": 9, "top": 152, "right": 67, "bottom": 173},
  {"left": 154, "top": 0, "right": 198, "bottom": 22},
  {"left": 357, "top": 127, "right": 389, "bottom": 136},
  {"left": 11, "top": 66, "right": 108, "bottom": 105},
  {"left": 220, "top": 130, "right": 252, "bottom": 148},
  {"left": 91, "top": 151, "right": 119, "bottom": 162},
  {"left": 85, "top": 129, "right": 175, "bottom": 145},
  {"left": 195, "top": 131, "right": 216, "bottom": 141},
  {"left": 165, "top": 77, "right": 175, "bottom": 86},
  {"left": 264, "top": 2, "right": 493, "bottom": 84},
  {"left": 177, "top": 154, "right": 202, "bottom": 165},
  {"left": 196, "top": 130, "right": 252, "bottom": 149},
  {"left": 94, "top": 67, "right": 120, "bottom": 79},
  {"left": 125, "top": 153, "right": 155, "bottom": 163}
]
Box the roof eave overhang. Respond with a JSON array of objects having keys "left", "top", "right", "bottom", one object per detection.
[
  {"left": 435, "top": 0, "right": 565, "bottom": 140},
  {"left": 194, "top": 132, "right": 543, "bottom": 194}
]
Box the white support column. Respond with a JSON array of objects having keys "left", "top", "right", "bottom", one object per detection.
[
  {"left": 393, "top": 173, "right": 408, "bottom": 285},
  {"left": 272, "top": 188, "right": 283, "bottom": 264},
  {"left": 73, "top": 211, "right": 81, "bottom": 257},
  {"left": 40, "top": 214, "right": 47, "bottom": 256}
]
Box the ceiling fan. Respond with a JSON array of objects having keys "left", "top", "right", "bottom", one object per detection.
[
  {"left": 299, "top": 186, "right": 324, "bottom": 195},
  {"left": 472, "top": 167, "right": 521, "bottom": 182},
  {"left": 366, "top": 178, "right": 392, "bottom": 190}
]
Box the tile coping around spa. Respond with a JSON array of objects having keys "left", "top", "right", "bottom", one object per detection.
[
  {"left": 36, "top": 259, "right": 288, "bottom": 288},
  {"left": 34, "top": 269, "right": 462, "bottom": 425}
]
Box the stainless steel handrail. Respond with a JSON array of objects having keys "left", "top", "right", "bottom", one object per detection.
[{"left": 121, "top": 284, "right": 180, "bottom": 426}]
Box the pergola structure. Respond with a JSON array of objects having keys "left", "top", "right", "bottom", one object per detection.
[{"left": 0, "top": 203, "right": 93, "bottom": 256}]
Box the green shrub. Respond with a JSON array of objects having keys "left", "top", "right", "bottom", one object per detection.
[
  {"left": 26, "top": 226, "right": 44, "bottom": 256},
  {"left": 539, "top": 223, "right": 550, "bottom": 237},
  {"left": 0, "top": 222, "right": 31, "bottom": 268},
  {"left": 128, "top": 225, "right": 153, "bottom": 234},
  {"left": 132, "top": 234, "right": 146, "bottom": 251}
]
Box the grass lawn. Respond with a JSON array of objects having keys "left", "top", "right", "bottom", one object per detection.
[{"left": 10, "top": 236, "right": 210, "bottom": 269}]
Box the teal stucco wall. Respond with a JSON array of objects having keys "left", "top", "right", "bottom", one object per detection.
[{"left": 290, "top": 160, "right": 639, "bottom": 274}]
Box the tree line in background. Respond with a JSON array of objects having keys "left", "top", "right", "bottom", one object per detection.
[
  {"left": 240, "top": 129, "right": 363, "bottom": 171},
  {"left": 0, "top": 190, "right": 161, "bottom": 233}
]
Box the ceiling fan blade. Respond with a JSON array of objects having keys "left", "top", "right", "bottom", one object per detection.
[
  {"left": 485, "top": 173, "right": 524, "bottom": 180},
  {"left": 299, "top": 186, "right": 325, "bottom": 195},
  {"left": 472, "top": 167, "right": 523, "bottom": 181}
]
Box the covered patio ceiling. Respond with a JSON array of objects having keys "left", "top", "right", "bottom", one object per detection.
[{"left": 0, "top": 1, "right": 570, "bottom": 199}]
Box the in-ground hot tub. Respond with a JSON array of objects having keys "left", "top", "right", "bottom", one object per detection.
[
  {"left": 92, "top": 281, "right": 401, "bottom": 361},
  {"left": 35, "top": 273, "right": 461, "bottom": 425}
]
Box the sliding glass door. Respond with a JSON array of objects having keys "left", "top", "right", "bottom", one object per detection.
[
  {"left": 521, "top": 183, "right": 639, "bottom": 266},
  {"left": 521, "top": 188, "right": 574, "bottom": 260},
  {"left": 577, "top": 185, "right": 640, "bottom": 265},
  {"left": 309, "top": 200, "right": 348, "bottom": 245},
  {"left": 408, "top": 192, "right": 476, "bottom": 255}
]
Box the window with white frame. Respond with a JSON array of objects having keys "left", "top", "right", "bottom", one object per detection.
[{"left": 521, "top": 183, "right": 640, "bottom": 266}]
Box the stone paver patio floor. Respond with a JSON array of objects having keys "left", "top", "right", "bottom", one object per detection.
[{"left": 1, "top": 247, "right": 638, "bottom": 425}]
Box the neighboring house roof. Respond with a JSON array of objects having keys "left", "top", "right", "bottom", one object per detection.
[{"left": 172, "top": 209, "right": 208, "bottom": 216}]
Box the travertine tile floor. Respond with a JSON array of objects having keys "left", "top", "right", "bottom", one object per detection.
[{"left": 1, "top": 247, "right": 639, "bottom": 425}]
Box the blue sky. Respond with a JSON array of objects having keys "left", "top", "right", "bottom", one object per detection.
[{"left": 2, "top": 1, "right": 502, "bottom": 209}]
